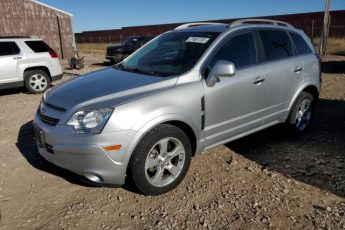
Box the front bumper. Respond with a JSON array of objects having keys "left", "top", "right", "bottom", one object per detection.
[
  {"left": 33, "top": 112, "right": 136, "bottom": 185},
  {"left": 105, "top": 55, "right": 114, "bottom": 60},
  {"left": 51, "top": 73, "right": 63, "bottom": 82}
]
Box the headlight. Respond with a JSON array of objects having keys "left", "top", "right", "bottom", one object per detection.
[{"left": 66, "top": 108, "right": 113, "bottom": 134}]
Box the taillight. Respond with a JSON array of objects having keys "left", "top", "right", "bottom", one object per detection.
[{"left": 49, "top": 51, "right": 58, "bottom": 58}]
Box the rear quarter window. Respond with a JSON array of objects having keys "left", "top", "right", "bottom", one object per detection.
[
  {"left": 25, "top": 41, "right": 53, "bottom": 53},
  {"left": 290, "top": 32, "right": 312, "bottom": 55},
  {"left": 259, "top": 30, "right": 293, "bottom": 61},
  {"left": 0, "top": 42, "right": 20, "bottom": 56}
]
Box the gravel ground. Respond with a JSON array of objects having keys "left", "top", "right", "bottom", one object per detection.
[{"left": 0, "top": 54, "right": 344, "bottom": 230}]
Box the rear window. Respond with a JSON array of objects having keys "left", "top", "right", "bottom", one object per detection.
[
  {"left": 25, "top": 41, "right": 53, "bottom": 53},
  {"left": 0, "top": 42, "right": 20, "bottom": 56},
  {"left": 259, "top": 30, "right": 293, "bottom": 61},
  {"left": 290, "top": 32, "right": 312, "bottom": 55}
]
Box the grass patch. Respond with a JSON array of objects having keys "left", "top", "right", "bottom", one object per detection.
[
  {"left": 313, "top": 38, "right": 345, "bottom": 56},
  {"left": 76, "top": 43, "right": 120, "bottom": 55}
]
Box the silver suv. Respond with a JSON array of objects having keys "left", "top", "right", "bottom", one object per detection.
[
  {"left": 0, "top": 37, "right": 63, "bottom": 93},
  {"left": 33, "top": 19, "right": 321, "bottom": 195}
]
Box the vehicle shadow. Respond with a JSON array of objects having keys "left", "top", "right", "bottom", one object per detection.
[
  {"left": 226, "top": 98, "right": 345, "bottom": 198},
  {"left": 322, "top": 60, "right": 345, "bottom": 74},
  {"left": 16, "top": 121, "right": 97, "bottom": 187},
  {"left": 0, "top": 87, "right": 27, "bottom": 96}
]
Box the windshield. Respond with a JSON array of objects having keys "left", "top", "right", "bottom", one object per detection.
[
  {"left": 122, "top": 37, "right": 139, "bottom": 46},
  {"left": 117, "top": 32, "right": 219, "bottom": 77}
]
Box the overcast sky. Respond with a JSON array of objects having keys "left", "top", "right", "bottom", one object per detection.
[{"left": 40, "top": 0, "right": 345, "bottom": 32}]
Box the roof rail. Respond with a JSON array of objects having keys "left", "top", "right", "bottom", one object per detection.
[
  {"left": 230, "top": 19, "right": 294, "bottom": 28},
  {"left": 0, "top": 36, "right": 30, "bottom": 39},
  {"left": 174, "top": 22, "right": 225, "bottom": 30}
]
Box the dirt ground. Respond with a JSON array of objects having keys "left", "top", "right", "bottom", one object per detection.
[{"left": 0, "top": 54, "right": 344, "bottom": 230}]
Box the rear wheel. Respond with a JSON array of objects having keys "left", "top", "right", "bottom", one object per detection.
[
  {"left": 286, "top": 92, "right": 315, "bottom": 133},
  {"left": 24, "top": 69, "right": 51, "bottom": 94},
  {"left": 128, "top": 124, "right": 192, "bottom": 195}
]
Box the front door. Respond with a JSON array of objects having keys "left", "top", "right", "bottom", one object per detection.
[{"left": 202, "top": 31, "right": 267, "bottom": 147}]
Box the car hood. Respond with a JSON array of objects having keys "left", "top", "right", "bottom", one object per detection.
[{"left": 45, "top": 67, "right": 177, "bottom": 111}]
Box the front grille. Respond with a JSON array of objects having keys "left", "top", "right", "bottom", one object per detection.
[
  {"left": 38, "top": 100, "right": 65, "bottom": 126},
  {"left": 107, "top": 48, "right": 117, "bottom": 56},
  {"left": 45, "top": 102, "right": 66, "bottom": 112},
  {"left": 39, "top": 110, "right": 59, "bottom": 126}
]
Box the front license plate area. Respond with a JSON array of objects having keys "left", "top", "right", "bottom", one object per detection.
[{"left": 33, "top": 125, "right": 46, "bottom": 148}]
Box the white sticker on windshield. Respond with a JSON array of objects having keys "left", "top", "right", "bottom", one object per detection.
[{"left": 186, "top": 37, "right": 210, "bottom": 44}]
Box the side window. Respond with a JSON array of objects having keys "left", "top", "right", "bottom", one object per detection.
[
  {"left": 25, "top": 41, "right": 53, "bottom": 53},
  {"left": 0, "top": 42, "right": 20, "bottom": 56},
  {"left": 290, "top": 32, "right": 312, "bottom": 55},
  {"left": 209, "top": 32, "right": 257, "bottom": 69},
  {"left": 259, "top": 30, "right": 293, "bottom": 61}
]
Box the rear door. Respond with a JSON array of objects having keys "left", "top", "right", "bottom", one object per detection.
[
  {"left": 289, "top": 32, "right": 318, "bottom": 83},
  {"left": 257, "top": 29, "right": 303, "bottom": 124},
  {"left": 0, "top": 41, "right": 24, "bottom": 83}
]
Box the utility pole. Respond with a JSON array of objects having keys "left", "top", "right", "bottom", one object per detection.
[{"left": 320, "top": 0, "right": 331, "bottom": 56}]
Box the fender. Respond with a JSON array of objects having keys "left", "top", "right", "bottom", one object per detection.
[
  {"left": 288, "top": 80, "right": 320, "bottom": 111},
  {"left": 119, "top": 113, "right": 202, "bottom": 167}
]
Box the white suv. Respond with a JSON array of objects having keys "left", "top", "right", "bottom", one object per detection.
[{"left": 0, "top": 37, "right": 63, "bottom": 94}]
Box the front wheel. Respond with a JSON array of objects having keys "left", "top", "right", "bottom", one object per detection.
[
  {"left": 286, "top": 92, "right": 315, "bottom": 133},
  {"left": 127, "top": 124, "right": 192, "bottom": 195}
]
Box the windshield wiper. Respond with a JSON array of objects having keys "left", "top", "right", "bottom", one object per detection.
[
  {"left": 113, "top": 63, "right": 124, "bottom": 70},
  {"left": 122, "top": 67, "right": 165, "bottom": 77}
]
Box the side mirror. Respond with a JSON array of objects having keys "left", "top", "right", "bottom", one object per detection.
[{"left": 206, "top": 60, "right": 236, "bottom": 87}]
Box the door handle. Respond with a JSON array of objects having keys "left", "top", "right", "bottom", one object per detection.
[
  {"left": 293, "top": 67, "right": 303, "bottom": 73},
  {"left": 253, "top": 77, "right": 265, "bottom": 85},
  {"left": 13, "top": 57, "right": 23, "bottom": 60}
]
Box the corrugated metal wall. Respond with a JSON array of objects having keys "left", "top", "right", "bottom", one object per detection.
[
  {"left": 0, "top": 0, "right": 74, "bottom": 59},
  {"left": 75, "top": 10, "right": 345, "bottom": 44}
]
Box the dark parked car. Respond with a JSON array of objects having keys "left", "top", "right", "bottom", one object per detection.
[{"left": 106, "top": 36, "right": 155, "bottom": 63}]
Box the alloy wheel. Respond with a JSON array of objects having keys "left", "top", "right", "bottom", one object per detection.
[
  {"left": 145, "top": 137, "right": 185, "bottom": 187},
  {"left": 29, "top": 74, "right": 48, "bottom": 91},
  {"left": 295, "top": 99, "right": 312, "bottom": 131}
]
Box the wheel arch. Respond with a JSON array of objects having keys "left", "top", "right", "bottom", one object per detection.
[
  {"left": 302, "top": 85, "right": 319, "bottom": 101},
  {"left": 289, "top": 84, "right": 320, "bottom": 111},
  {"left": 123, "top": 117, "right": 200, "bottom": 184},
  {"left": 122, "top": 115, "right": 201, "bottom": 170},
  {"left": 24, "top": 66, "right": 52, "bottom": 81},
  {"left": 162, "top": 120, "right": 198, "bottom": 157}
]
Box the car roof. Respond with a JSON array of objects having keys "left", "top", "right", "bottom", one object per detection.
[
  {"left": 0, "top": 37, "right": 42, "bottom": 41},
  {"left": 170, "top": 19, "right": 298, "bottom": 34}
]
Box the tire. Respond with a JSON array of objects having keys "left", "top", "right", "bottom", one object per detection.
[
  {"left": 114, "top": 55, "right": 123, "bottom": 63},
  {"left": 128, "top": 124, "right": 192, "bottom": 195},
  {"left": 24, "top": 69, "right": 51, "bottom": 94},
  {"left": 286, "top": 92, "right": 315, "bottom": 133}
]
